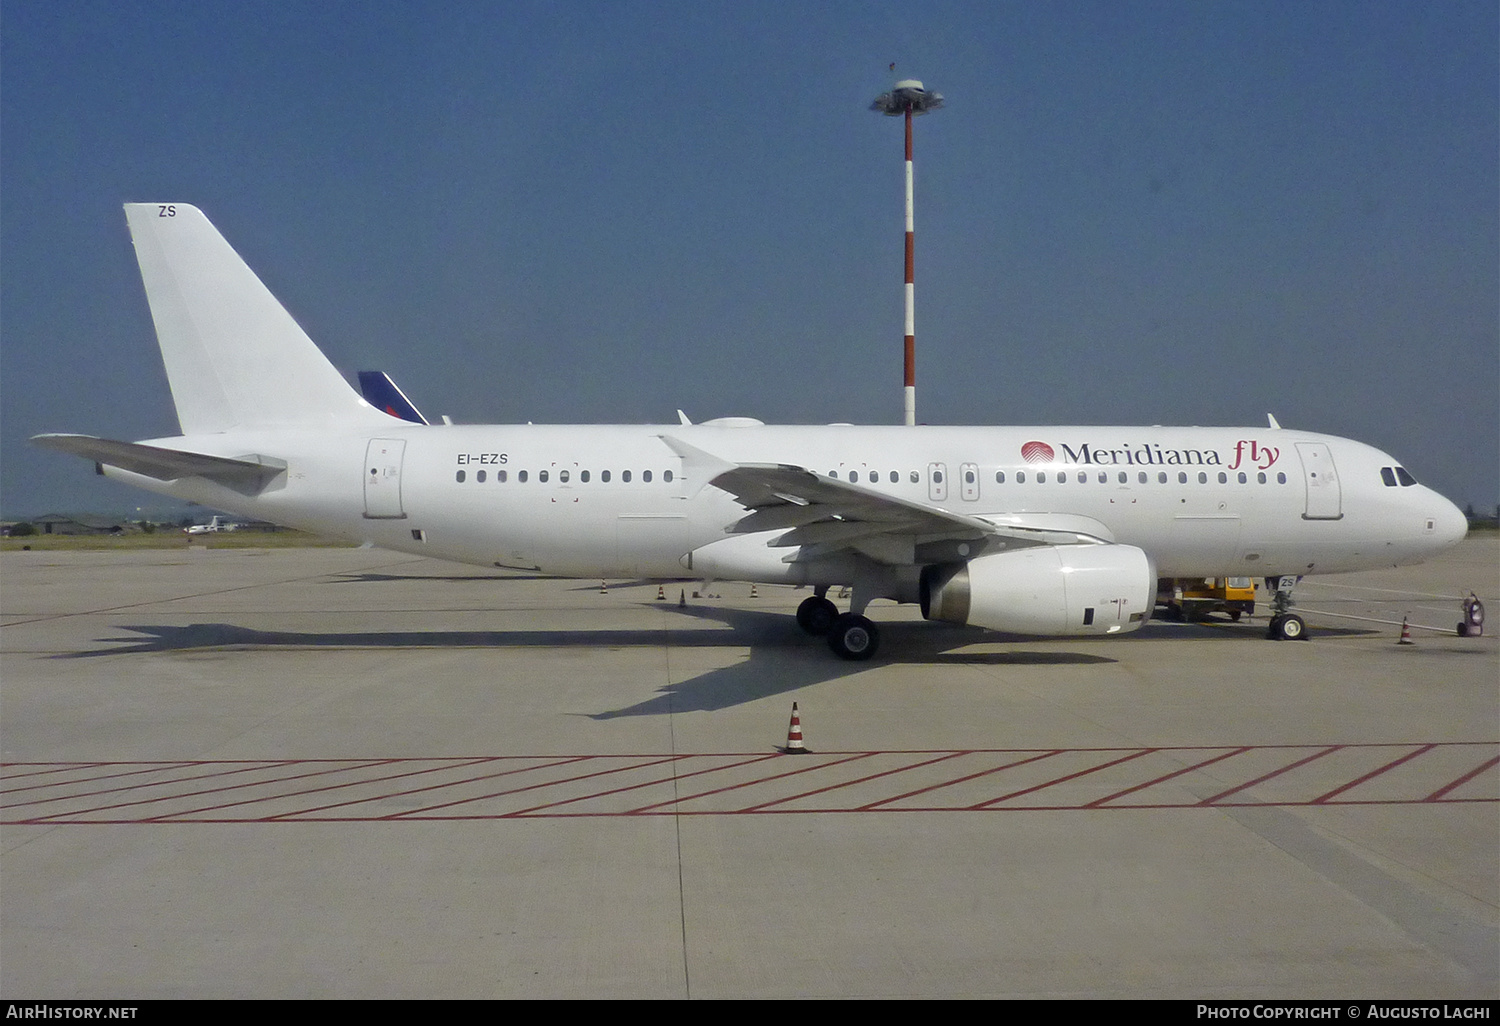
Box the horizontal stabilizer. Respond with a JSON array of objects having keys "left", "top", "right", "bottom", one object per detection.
[{"left": 31, "top": 434, "right": 286, "bottom": 493}]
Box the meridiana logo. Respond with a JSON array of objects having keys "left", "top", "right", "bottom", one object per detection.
[
  {"left": 1016, "top": 439, "right": 1279, "bottom": 469},
  {"left": 1020, "top": 441, "right": 1055, "bottom": 463}
]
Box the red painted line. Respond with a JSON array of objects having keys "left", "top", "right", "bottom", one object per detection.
[
  {"left": 1195, "top": 746, "right": 1341, "bottom": 805},
  {"left": 624, "top": 750, "right": 876, "bottom": 816},
  {"left": 268, "top": 756, "right": 590, "bottom": 819},
  {"left": 861, "top": 750, "right": 1064, "bottom": 810},
  {"left": 3, "top": 760, "right": 299, "bottom": 808},
  {"left": 1, "top": 762, "right": 167, "bottom": 792},
  {"left": 735, "top": 751, "right": 970, "bottom": 812},
  {"left": 1424, "top": 754, "right": 1500, "bottom": 802},
  {"left": 25, "top": 759, "right": 395, "bottom": 821},
  {"left": 1085, "top": 747, "right": 1251, "bottom": 807},
  {"left": 503, "top": 753, "right": 783, "bottom": 817},
  {"left": 629, "top": 753, "right": 879, "bottom": 814},
  {"left": 385, "top": 755, "right": 686, "bottom": 818},
  {"left": 7, "top": 794, "right": 1496, "bottom": 824},
  {"left": 157, "top": 756, "right": 510, "bottom": 822},
  {"left": 971, "top": 749, "right": 1157, "bottom": 809},
  {"left": 1311, "top": 744, "right": 1435, "bottom": 803},
  {"left": 0, "top": 762, "right": 113, "bottom": 785}
]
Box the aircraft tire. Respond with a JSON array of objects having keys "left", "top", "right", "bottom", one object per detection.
[
  {"left": 827, "top": 613, "right": 879, "bottom": 661},
  {"left": 796, "top": 596, "right": 839, "bottom": 636},
  {"left": 1274, "top": 613, "right": 1307, "bottom": 641}
]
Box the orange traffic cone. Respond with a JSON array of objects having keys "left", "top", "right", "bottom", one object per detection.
[
  {"left": 749, "top": 584, "right": 758, "bottom": 599},
  {"left": 678, "top": 589, "right": 686, "bottom": 607},
  {"left": 1398, "top": 616, "right": 1414, "bottom": 645},
  {"left": 600, "top": 580, "right": 608, "bottom": 594},
  {"left": 782, "top": 702, "right": 807, "bottom": 753},
  {"left": 657, "top": 585, "right": 666, "bottom": 600}
]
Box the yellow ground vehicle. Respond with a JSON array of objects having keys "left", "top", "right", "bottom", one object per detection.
[{"left": 1156, "top": 577, "right": 1257, "bottom": 622}]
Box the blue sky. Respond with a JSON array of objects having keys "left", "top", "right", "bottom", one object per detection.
[{"left": 2, "top": 0, "right": 1495, "bottom": 517}]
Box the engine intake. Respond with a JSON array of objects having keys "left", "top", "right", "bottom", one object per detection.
[{"left": 921, "top": 544, "right": 1155, "bottom": 636}]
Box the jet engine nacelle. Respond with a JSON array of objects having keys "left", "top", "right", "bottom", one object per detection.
[{"left": 920, "top": 544, "right": 1156, "bottom": 637}]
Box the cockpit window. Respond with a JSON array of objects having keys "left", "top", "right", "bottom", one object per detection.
[
  {"left": 1380, "top": 467, "right": 1398, "bottom": 487},
  {"left": 1395, "top": 467, "right": 1417, "bottom": 487}
]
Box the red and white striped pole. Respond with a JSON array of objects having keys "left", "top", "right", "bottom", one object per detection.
[
  {"left": 903, "top": 106, "right": 917, "bottom": 427},
  {"left": 872, "top": 76, "right": 941, "bottom": 427}
]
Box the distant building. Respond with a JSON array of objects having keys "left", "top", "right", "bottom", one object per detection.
[{"left": 27, "top": 513, "right": 129, "bottom": 536}]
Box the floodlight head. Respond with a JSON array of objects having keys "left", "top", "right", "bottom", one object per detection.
[{"left": 870, "top": 79, "right": 944, "bottom": 116}]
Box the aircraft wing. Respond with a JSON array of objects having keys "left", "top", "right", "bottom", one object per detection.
[
  {"left": 31, "top": 434, "right": 285, "bottom": 493},
  {"left": 661, "top": 436, "right": 1111, "bottom": 566}
]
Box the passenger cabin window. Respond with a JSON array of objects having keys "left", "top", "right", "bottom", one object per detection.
[
  {"left": 995, "top": 471, "right": 1006, "bottom": 484},
  {"left": 601, "top": 470, "right": 609, "bottom": 482},
  {"left": 559, "top": 470, "right": 569, "bottom": 483},
  {"left": 498, "top": 470, "right": 507, "bottom": 482},
  {"left": 870, "top": 471, "right": 879, "bottom": 484},
  {"left": 519, "top": 470, "right": 528, "bottom": 483},
  {"left": 1198, "top": 472, "right": 1208, "bottom": 484},
  {"left": 455, "top": 470, "right": 466, "bottom": 483},
  {"left": 909, "top": 471, "right": 919, "bottom": 483},
  {"left": 1179, "top": 472, "right": 1188, "bottom": 484},
  {"left": 1157, "top": 472, "right": 1167, "bottom": 484},
  {"left": 540, "top": 470, "right": 549, "bottom": 483},
  {"left": 1117, "top": 472, "right": 1127, "bottom": 484},
  {"left": 664, "top": 470, "right": 673, "bottom": 482},
  {"left": 622, "top": 470, "right": 631, "bottom": 482},
  {"left": 1016, "top": 471, "right": 1026, "bottom": 483},
  {"left": 477, "top": 470, "right": 486, "bottom": 483},
  {"left": 1138, "top": 472, "right": 1147, "bottom": 484},
  {"left": 1277, "top": 472, "right": 1287, "bottom": 484},
  {"left": 643, "top": 470, "right": 652, "bottom": 482},
  {"left": 580, "top": 470, "right": 589, "bottom": 483},
  {"left": 889, "top": 471, "right": 899, "bottom": 483}
]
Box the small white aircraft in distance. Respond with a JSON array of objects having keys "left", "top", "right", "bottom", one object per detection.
[
  {"left": 184, "top": 515, "right": 237, "bottom": 535},
  {"left": 34, "top": 204, "right": 1469, "bottom": 659}
]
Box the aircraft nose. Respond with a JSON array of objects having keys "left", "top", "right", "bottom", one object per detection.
[{"left": 1431, "top": 494, "right": 1468, "bottom": 548}]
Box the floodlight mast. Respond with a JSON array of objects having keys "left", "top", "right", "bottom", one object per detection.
[{"left": 871, "top": 78, "right": 943, "bottom": 426}]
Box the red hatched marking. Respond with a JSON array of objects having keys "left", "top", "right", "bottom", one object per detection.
[{"left": 2, "top": 742, "right": 1494, "bottom": 823}]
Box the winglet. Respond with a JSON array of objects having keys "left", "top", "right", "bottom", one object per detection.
[
  {"left": 677, "top": 410, "right": 693, "bottom": 426},
  {"left": 1267, "top": 413, "right": 1282, "bottom": 430},
  {"left": 358, "top": 371, "right": 430, "bottom": 425}
]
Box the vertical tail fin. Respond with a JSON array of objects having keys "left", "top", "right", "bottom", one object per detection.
[
  {"left": 358, "top": 371, "right": 430, "bottom": 425},
  {"left": 124, "top": 203, "right": 383, "bottom": 434}
]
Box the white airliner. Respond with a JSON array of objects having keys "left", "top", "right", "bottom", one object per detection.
[{"left": 34, "top": 204, "right": 1469, "bottom": 658}]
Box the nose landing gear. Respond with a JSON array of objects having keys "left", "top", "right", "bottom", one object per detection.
[{"left": 1265, "top": 575, "right": 1309, "bottom": 641}]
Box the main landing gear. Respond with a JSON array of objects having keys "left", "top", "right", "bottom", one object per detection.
[{"left": 797, "top": 590, "right": 880, "bottom": 661}]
